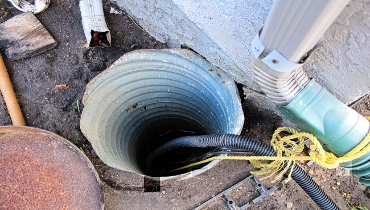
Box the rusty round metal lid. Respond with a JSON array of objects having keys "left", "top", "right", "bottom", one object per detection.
[{"left": 0, "top": 126, "right": 103, "bottom": 210}]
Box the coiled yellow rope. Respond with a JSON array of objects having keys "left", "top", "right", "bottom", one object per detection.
[{"left": 173, "top": 116, "right": 370, "bottom": 183}]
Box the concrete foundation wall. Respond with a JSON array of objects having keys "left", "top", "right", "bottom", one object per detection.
[{"left": 112, "top": 0, "right": 370, "bottom": 104}]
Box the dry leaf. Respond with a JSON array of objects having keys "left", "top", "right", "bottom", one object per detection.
[{"left": 54, "top": 84, "right": 68, "bottom": 93}]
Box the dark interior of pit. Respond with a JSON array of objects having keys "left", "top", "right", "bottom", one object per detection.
[
  {"left": 137, "top": 84, "right": 248, "bottom": 177},
  {"left": 136, "top": 116, "right": 215, "bottom": 177}
]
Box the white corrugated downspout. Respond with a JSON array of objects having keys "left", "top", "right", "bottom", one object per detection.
[
  {"left": 79, "top": 0, "right": 111, "bottom": 47},
  {"left": 251, "top": 0, "right": 350, "bottom": 105}
]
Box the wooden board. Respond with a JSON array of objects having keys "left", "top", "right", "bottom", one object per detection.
[{"left": 0, "top": 12, "right": 57, "bottom": 60}]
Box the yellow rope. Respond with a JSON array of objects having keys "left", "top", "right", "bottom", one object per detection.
[{"left": 173, "top": 116, "right": 370, "bottom": 183}]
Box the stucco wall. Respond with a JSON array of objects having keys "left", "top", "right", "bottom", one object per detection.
[
  {"left": 305, "top": 0, "right": 370, "bottom": 103},
  {"left": 112, "top": 0, "right": 370, "bottom": 104}
]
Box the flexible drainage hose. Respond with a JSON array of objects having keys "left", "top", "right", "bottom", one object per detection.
[{"left": 146, "top": 134, "right": 340, "bottom": 210}]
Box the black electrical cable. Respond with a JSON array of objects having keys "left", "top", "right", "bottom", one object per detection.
[{"left": 146, "top": 134, "right": 340, "bottom": 210}]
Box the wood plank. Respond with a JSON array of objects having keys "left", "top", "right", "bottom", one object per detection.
[{"left": 0, "top": 13, "right": 57, "bottom": 60}]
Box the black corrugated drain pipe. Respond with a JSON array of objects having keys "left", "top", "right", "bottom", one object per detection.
[{"left": 146, "top": 134, "right": 340, "bottom": 210}]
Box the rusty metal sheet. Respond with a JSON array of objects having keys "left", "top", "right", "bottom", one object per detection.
[{"left": 0, "top": 126, "right": 103, "bottom": 210}]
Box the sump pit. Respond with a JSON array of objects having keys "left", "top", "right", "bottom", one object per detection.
[{"left": 80, "top": 49, "right": 244, "bottom": 179}]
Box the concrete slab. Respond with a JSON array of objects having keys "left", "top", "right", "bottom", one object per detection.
[{"left": 112, "top": 0, "right": 370, "bottom": 104}]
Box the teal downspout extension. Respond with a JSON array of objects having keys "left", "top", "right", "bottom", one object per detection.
[{"left": 277, "top": 79, "right": 370, "bottom": 186}]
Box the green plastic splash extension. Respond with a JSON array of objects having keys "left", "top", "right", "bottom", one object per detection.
[
  {"left": 277, "top": 80, "right": 369, "bottom": 156},
  {"left": 277, "top": 80, "right": 370, "bottom": 186}
]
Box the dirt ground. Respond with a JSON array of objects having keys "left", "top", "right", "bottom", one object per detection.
[{"left": 0, "top": 0, "right": 369, "bottom": 209}]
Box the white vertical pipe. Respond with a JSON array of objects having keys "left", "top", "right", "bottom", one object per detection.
[
  {"left": 260, "top": 0, "right": 350, "bottom": 62},
  {"left": 79, "top": 0, "right": 111, "bottom": 47}
]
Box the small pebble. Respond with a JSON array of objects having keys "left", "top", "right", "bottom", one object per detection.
[{"left": 287, "top": 202, "right": 293, "bottom": 208}]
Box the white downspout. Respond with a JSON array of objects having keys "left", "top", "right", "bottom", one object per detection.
[
  {"left": 79, "top": 0, "right": 111, "bottom": 47},
  {"left": 251, "top": 0, "right": 350, "bottom": 105}
]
